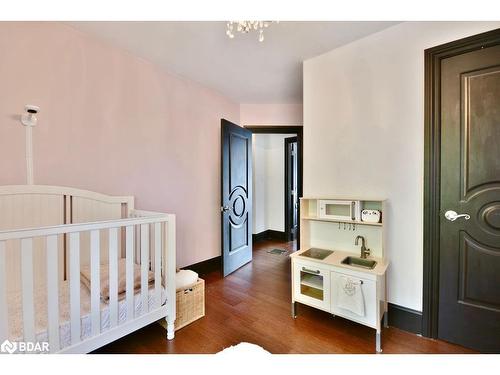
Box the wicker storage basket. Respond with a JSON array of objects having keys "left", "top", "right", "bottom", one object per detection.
[
  {"left": 159, "top": 278, "right": 205, "bottom": 331},
  {"left": 174, "top": 278, "right": 205, "bottom": 330}
]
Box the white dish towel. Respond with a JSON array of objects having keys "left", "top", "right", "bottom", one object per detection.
[{"left": 337, "top": 276, "right": 365, "bottom": 317}]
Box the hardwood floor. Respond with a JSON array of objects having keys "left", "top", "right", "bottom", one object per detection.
[{"left": 94, "top": 239, "right": 475, "bottom": 354}]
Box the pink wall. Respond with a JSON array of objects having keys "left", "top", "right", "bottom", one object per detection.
[
  {"left": 240, "top": 103, "right": 303, "bottom": 126},
  {"left": 0, "top": 22, "right": 240, "bottom": 267}
]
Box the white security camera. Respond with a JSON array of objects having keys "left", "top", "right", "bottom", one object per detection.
[
  {"left": 25, "top": 105, "right": 40, "bottom": 114},
  {"left": 21, "top": 105, "right": 40, "bottom": 126}
]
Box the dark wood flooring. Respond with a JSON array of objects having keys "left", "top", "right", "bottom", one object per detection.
[{"left": 94, "top": 239, "right": 475, "bottom": 354}]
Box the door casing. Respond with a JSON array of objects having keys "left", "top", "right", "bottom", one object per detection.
[
  {"left": 422, "top": 27, "right": 500, "bottom": 338},
  {"left": 284, "top": 136, "right": 299, "bottom": 241},
  {"left": 245, "top": 126, "right": 304, "bottom": 245}
]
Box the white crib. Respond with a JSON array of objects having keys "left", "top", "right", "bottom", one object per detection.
[{"left": 0, "top": 185, "right": 176, "bottom": 354}]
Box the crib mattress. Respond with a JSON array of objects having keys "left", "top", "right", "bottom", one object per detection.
[{"left": 7, "top": 280, "right": 166, "bottom": 352}]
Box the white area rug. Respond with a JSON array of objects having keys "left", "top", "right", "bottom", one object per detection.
[{"left": 217, "top": 342, "right": 271, "bottom": 355}]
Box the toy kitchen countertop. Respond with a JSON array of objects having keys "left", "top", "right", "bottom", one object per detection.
[{"left": 290, "top": 247, "right": 389, "bottom": 276}]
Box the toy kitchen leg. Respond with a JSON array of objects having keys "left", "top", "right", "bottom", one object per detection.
[
  {"left": 376, "top": 298, "right": 383, "bottom": 353},
  {"left": 291, "top": 301, "right": 297, "bottom": 318},
  {"left": 376, "top": 329, "right": 382, "bottom": 353},
  {"left": 376, "top": 313, "right": 383, "bottom": 353}
]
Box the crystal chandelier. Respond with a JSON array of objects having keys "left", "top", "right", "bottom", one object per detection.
[{"left": 226, "top": 21, "right": 276, "bottom": 42}]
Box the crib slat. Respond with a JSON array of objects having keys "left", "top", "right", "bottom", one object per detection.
[
  {"left": 125, "top": 226, "right": 134, "bottom": 321},
  {"left": 46, "top": 235, "right": 60, "bottom": 351},
  {"left": 154, "top": 223, "right": 161, "bottom": 308},
  {"left": 21, "top": 238, "right": 35, "bottom": 343},
  {"left": 90, "top": 230, "right": 100, "bottom": 336},
  {"left": 69, "top": 232, "right": 81, "bottom": 345},
  {"left": 0, "top": 241, "right": 8, "bottom": 342},
  {"left": 109, "top": 228, "right": 119, "bottom": 328},
  {"left": 140, "top": 224, "right": 149, "bottom": 314}
]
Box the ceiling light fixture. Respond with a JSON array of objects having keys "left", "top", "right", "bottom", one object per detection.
[{"left": 226, "top": 21, "right": 277, "bottom": 42}]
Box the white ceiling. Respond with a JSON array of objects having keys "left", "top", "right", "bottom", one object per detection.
[{"left": 68, "top": 21, "right": 398, "bottom": 103}]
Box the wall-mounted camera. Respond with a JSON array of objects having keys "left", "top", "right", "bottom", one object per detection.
[{"left": 21, "top": 105, "right": 40, "bottom": 127}]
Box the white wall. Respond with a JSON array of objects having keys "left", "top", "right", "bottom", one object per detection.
[
  {"left": 252, "top": 134, "right": 296, "bottom": 234},
  {"left": 0, "top": 22, "right": 240, "bottom": 269},
  {"left": 253, "top": 134, "right": 267, "bottom": 234},
  {"left": 303, "top": 21, "right": 500, "bottom": 311},
  {"left": 240, "top": 103, "right": 303, "bottom": 126}
]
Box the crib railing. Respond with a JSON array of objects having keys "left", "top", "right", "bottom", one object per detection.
[{"left": 0, "top": 211, "right": 176, "bottom": 353}]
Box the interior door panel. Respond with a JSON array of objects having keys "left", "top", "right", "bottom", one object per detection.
[
  {"left": 439, "top": 44, "right": 500, "bottom": 352},
  {"left": 221, "top": 119, "right": 253, "bottom": 277}
]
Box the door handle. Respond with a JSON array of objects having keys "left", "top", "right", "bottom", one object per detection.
[
  {"left": 444, "top": 210, "right": 470, "bottom": 221},
  {"left": 302, "top": 267, "right": 320, "bottom": 274},
  {"left": 220, "top": 206, "right": 230, "bottom": 213}
]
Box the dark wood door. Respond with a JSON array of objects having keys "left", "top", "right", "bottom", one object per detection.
[
  {"left": 285, "top": 136, "right": 298, "bottom": 241},
  {"left": 221, "top": 119, "right": 253, "bottom": 277},
  {"left": 438, "top": 43, "right": 500, "bottom": 352}
]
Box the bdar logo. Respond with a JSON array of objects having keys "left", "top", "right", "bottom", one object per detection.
[{"left": 1, "top": 339, "right": 17, "bottom": 354}]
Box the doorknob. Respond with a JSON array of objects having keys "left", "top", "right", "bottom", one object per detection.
[
  {"left": 220, "top": 206, "right": 230, "bottom": 213},
  {"left": 445, "top": 210, "right": 470, "bottom": 221}
]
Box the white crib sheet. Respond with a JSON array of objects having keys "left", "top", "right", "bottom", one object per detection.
[{"left": 7, "top": 280, "right": 166, "bottom": 351}]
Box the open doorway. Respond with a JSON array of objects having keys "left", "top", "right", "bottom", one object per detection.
[{"left": 245, "top": 126, "right": 303, "bottom": 250}]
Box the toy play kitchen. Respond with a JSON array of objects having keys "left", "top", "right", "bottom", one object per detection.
[{"left": 290, "top": 198, "right": 389, "bottom": 352}]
